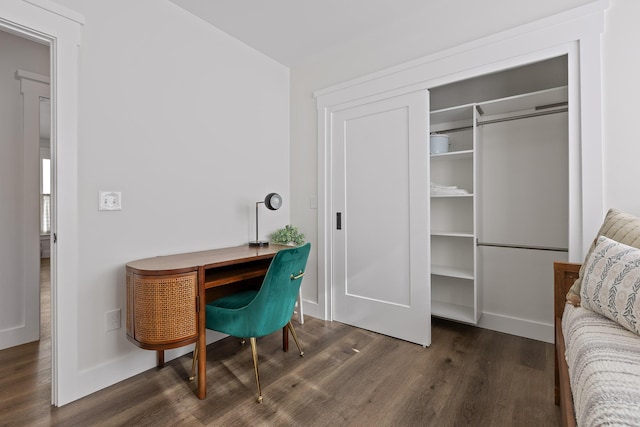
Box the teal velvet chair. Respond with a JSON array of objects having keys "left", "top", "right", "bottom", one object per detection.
[{"left": 204, "top": 242, "right": 311, "bottom": 403}]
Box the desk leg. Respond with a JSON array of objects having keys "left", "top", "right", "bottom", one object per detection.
[
  {"left": 157, "top": 350, "right": 164, "bottom": 368},
  {"left": 197, "top": 266, "right": 207, "bottom": 399},
  {"left": 197, "top": 333, "right": 206, "bottom": 399},
  {"left": 282, "top": 326, "right": 289, "bottom": 352}
]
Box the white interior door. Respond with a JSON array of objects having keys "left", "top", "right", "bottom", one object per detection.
[{"left": 331, "top": 90, "right": 430, "bottom": 346}]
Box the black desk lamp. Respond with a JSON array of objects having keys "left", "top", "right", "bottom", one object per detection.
[{"left": 249, "top": 192, "right": 282, "bottom": 247}]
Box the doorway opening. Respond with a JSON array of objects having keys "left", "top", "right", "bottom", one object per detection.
[{"left": 0, "top": 26, "right": 53, "bottom": 401}]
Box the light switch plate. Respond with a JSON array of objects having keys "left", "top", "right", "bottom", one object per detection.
[{"left": 99, "top": 191, "right": 122, "bottom": 211}]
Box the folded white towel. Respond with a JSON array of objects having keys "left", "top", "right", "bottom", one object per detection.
[
  {"left": 431, "top": 183, "right": 458, "bottom": 190},
  {"left": 430, "top": 182, "right": 469, "bottom": 195}
]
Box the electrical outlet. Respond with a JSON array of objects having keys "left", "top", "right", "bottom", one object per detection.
[
  {"left": 99, "top": 191, "right": 122, "bottom": 211},
  {"left": 105, "top": 309, "right": 121, "bottom": 331}
]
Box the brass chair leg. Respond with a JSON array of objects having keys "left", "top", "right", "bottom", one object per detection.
[
  {"left": 249, "top": 337, "right": 263, "bottom": 403},
  {"left": 287, "top": 321, "right": 304, "bottom": 356},
  {"left": 189, "top": 342, "right": 198, "bottom": 381}
]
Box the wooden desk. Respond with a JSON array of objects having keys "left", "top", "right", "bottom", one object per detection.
[{"left": 125, "top": 244, "right": 290, "bottom": 399}]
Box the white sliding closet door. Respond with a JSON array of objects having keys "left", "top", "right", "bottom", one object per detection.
[
  {"left": 479, "top": 112, "right": 568, "bottom": 329},
  {"left": 331, "top": 90, "right": 430, "bottom": 346}
]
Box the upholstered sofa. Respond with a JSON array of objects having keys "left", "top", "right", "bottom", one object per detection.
[{"left": 554, "top": 209, "right": 640, "bottom": 427}]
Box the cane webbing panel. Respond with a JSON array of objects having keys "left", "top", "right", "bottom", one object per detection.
[{"left": 133, "top": 272, "right": 197, "bottom": 344}]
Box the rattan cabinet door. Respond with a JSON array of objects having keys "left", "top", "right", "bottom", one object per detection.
[{"left": 126, "top": 271, "right": 198, "bottom": 349}]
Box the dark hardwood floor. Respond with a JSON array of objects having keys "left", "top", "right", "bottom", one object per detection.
[{"left": 0, "top": 261, "right": 560, "bottom": 426}]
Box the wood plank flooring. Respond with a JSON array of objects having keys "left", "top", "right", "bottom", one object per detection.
[{"left": 0, "top": 261, "right": 560, "bottom": 426}]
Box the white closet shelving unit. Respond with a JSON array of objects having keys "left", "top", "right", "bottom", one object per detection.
[{"left": 429, "top": 103, "right": 480, "bottom": 324}]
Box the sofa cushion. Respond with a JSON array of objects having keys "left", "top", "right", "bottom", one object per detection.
[
  {"left": 567, "top": 208, "right": 640, "bottom": 305},
  {"left": 562, "top": 303, "right": 640, "bottom": 426},
  {"left": 580, "top": 236, "right": 640, "bottom": 336}
]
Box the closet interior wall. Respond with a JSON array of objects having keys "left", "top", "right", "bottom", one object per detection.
[
  {"left": 429, "top": 56, "right": 569, "bottom": 341},
  {"left": 477, "top": 102, "right": 568, "bottom": 330}
]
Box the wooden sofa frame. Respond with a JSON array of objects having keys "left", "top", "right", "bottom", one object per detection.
[{"left": 553, "top": 261, "right": 581, "bottom": 427}]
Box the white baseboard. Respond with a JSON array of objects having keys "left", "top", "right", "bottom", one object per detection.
[
  {"left": 301, "top": 302, "right": 554, "bottom": 343},
  {"left": 299, "top": 299, "right": 325, "bottom": 321},
  {"left": 477, "top": 311, "right": 554, "bottom": 343}
]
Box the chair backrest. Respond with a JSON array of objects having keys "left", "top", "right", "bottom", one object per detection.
[{"left": 244, "top": 243, "right": 311, "bottom": 337}]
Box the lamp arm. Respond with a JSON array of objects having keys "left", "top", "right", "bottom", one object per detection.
[
  {"left": 255, "top": 201, "right": 264, "bottom": 243},
  {"left": 250, "top": 193, "right": 279, "bottom": 246}
]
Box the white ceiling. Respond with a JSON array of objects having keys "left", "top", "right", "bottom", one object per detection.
[{"left": 169, "top": 0, "right": 437, "bottom": 67}]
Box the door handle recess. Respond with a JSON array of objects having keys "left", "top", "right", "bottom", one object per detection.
[{"left": 337, "top": 212, "right": 342, "bottom": 230}]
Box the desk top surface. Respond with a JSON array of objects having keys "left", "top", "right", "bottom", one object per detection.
[{"left": 126, "top": 244, "right": 290, "bottom": 274}]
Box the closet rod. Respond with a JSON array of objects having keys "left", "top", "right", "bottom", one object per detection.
[
  {"left": 477, "top": 107, "right": 567, "bottom": 127},
  {"left": 477, "top": 241, "right": 568, "bottom": 252},
  {"left": 432, "top": 125, "right": 473, "bottom": 134}
]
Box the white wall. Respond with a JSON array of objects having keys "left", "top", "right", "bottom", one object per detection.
[
  {"left": 602, "top": 0, "right": 640, "bottom": 215},
  {"left": 25, "top": 0, "right": 289, "bottom": 402},
  {"left": 0, "top": 30, "right": 49, "bottom": 348}
]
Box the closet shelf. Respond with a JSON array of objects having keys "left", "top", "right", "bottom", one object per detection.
[
  {"left": 431, "top": 265, "right": 474, "bottom": 280},
  {"left": 430, "top": 103, "right": 475, "bottom": 125},
  {"left": 430, "top": 150, "right": 473, "bottom": 160},
  {"left": 432, "top": 300, "right": 476, "bottom": 324},
  {"left": 430, "top": 193, "right": 473, "bottom": 198},
  {"left": 478, "top": 86, "right": 568, "bottom": 117},
  {"left": 431, "top": 231, "right": 474, "bottom": 238}
]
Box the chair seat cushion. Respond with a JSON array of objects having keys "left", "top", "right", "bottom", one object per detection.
[{"left": 208, "top": 290, "right": 258, "bottom": 309}]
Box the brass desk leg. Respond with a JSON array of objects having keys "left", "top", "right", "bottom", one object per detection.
[{"left": 189, "top": 343, "right": 198, "bottom": 381}]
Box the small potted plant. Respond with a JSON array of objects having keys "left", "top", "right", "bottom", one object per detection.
[{"left": 270, "top": 225, "right": 306, "bottom": 246}]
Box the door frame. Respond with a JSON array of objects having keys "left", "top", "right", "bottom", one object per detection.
[
  {"left": 0, "top": 0, "right": 83, "bottom": 406},
  {"left": 315, "top": 1, "right": 607, "bottom": 323}
]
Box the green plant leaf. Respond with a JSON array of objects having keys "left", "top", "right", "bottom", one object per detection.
[{"left": 270, "top": 224, "right": 306, "bottom": 245}]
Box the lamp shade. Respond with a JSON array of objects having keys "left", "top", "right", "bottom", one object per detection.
[{"left": 265, "top": 193, "right": 282, "bottom": 210}]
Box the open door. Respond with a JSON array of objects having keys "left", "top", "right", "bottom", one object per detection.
[{"left": 331, "top": 90, "right": 431, "bottom": 346}]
